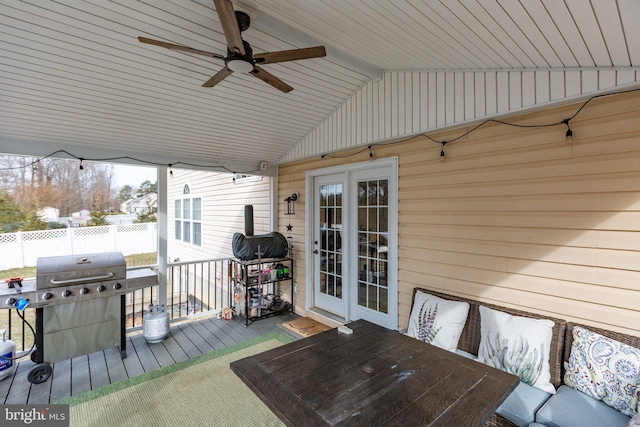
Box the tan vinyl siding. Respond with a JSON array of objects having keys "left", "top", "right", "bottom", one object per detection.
[
  {"left": 278, "top": 90, "right": 640, "bottom": 336},
  {"left": 168, "top": 170, "right": 271, "bottom": 262}
]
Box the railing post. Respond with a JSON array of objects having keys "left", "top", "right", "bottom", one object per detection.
[{"left": 17, "top": 231, "right": 25, "bottom": 268}]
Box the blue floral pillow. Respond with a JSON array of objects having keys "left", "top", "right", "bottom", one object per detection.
[{"left": 564, "top": 326, "right": 640, "bottom": 417}]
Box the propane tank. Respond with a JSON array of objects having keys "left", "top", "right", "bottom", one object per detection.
[
  {"left": 143, "top": 304, "right": 169, "bottom": 344},
  {"left": 0, "top": 329, "right": 16, "bottom": 381}
]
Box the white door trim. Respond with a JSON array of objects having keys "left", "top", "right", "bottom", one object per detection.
[{"left": 305, "top": 157, "right": 398, "bottom": 329}]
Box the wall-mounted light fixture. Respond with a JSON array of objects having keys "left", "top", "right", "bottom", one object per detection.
[{"left": 285, "top": 192, "right": 298, "bottom": 215}]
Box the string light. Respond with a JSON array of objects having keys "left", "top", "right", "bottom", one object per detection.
[
  {"left": 320, "top": 87, "right": 640, "bottom": 160},
  {"left": 169, "top": 164, "right": 174, "bottom": 177},
  {"left": 0, "top": 149, "right": 260, "bottom": 175}
]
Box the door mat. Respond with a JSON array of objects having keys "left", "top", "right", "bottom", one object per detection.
[{"left": 282, "top": 317, "right": 332, "bottom": 337}]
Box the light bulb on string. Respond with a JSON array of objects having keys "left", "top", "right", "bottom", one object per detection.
[
  {"left": 440, "top": 142, "right": 447, "bottom": 161},
  {"left": 562, "top": 119, "right": 573, "bottom": 144}
]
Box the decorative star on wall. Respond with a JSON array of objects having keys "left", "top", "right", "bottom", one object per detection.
[{"left": 286, "top": 223, "right": 293, "bottom": 232}]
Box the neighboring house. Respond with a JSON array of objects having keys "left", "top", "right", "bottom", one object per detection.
[
  {"left": 121, "top": 193, "right": 157, "bottom": 214},
  {"left": 120, "top": 199, "right": 132, "bottom": 214},
  {"left": 167, "top": 172, "right": 271, "bottom": 263},
  {"left": 37, "top": 206, "right": 59, "bottom": 222},
  {"left": 69, "top": 208, "right": 91, "bottom": 227}
]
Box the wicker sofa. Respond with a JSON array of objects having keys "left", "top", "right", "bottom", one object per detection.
[
  {"left": 409, "top": 287, "right": 567, "bottom": 427},
  {"left": 409, "top": 288, "right": 640, "bottom": 427}
]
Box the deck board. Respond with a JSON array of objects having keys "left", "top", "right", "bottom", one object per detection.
[
  {"left": 103, "top": 346, "right": 128, "bottom": 384},
  {"left": 5, "top": 361, "right": 34, "bottom": 404},
  {"left": 49, "top": 358, "right": 71, "bottom": 402},
  {"left": 130, "top": 334, "right": 160, "bottom": 372},
  {"left": 148, "top": 340, "right": 175, "bottom": 368},
  {"left": 160, "top": 333, "right": 190, "bottom": 364},
  {"left": 0, "top": 313, "right": 302, "bottom": 404},
  {"left": 122, "top": 337, "right": 145, "bottom": 379},
  {"left": 168, "top": 328, "right": 202, "bottom": 359},
  {"left": 70, "top": 355, "right": 91, "bottom": 396}
]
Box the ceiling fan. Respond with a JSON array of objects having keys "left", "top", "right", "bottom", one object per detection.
[{"left": 138, "top": 0, "right": 326, "bottom": 93}]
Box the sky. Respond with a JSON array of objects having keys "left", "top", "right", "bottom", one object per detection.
[{"left": 112, "top": 164, "right": 157, "bottom": 189}]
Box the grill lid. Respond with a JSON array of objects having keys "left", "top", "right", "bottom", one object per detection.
[{"left": 36, "top": 252, "right": 126, "bottom": 289}]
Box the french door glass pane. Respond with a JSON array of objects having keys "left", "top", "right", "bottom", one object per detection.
[
  {"left": 357, "top": 179, "right": 389, "bottom": 314},
  {"left": 319, "top": 183, "right": 343, "bottom": 300}
]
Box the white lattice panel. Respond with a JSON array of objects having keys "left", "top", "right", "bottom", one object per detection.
[
  {"left": 117, "top": 223, "right": 149, "bottom": 233},
  {"left": 72, "top": 226, "right": 110, "bottom": 236},
  {"left": 0, "top": 233, "right": 17, "bottom": 243},
  {"left": 22, "top": 229, "right": 68, "bottom": 241}
]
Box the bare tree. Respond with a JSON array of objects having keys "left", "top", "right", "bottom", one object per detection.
[{"left": 0, "top": 155, "right": 116, "bottom": 217}]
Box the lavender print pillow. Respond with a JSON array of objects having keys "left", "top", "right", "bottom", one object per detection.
[{"left": 406, "top": 291, "right": 469, "bottom": 352}]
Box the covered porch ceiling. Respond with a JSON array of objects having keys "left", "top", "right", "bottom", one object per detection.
[{"left": 1, "top": 1, "right": 639, "bottom": 176}]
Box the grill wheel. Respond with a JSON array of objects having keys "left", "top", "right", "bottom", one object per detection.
[{"left": 28, "top": 363, "right": 52, "bottom": 384}]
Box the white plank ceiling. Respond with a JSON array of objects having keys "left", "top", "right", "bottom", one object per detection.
[{"left": 1, "top": 0, "right": 639, "bottom": 175}]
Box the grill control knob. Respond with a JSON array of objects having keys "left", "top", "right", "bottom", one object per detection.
[
  {"left": 97, "top": 285, "right": 106, "bottom": 293},
  {"left": 42, "top": 292, "right": 53, "bottom": 300},
  {"left": 62, "top": 290, "right": 72, "bottom": 298},
  {"left": 5, "top": 297, "right": 16, "bottom": 306},
  {"left": 113, "top": 283, "right": 122, "bottom": 290},
  {"left": 80, "top": 287, "right": 89, "bottom": 295}
]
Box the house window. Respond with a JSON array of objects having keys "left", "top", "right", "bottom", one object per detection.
[{"left": 174, "top": 185, "right": 202, "bottom": 246}]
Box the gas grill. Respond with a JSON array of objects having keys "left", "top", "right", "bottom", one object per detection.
[{"left": 19, "top": 252, "right": 158, "bottom": 384}]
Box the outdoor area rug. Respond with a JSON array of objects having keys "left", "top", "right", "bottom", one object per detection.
[
  {"left": 56, "top": 333, "right": 290, "bottom": 427},
  {"left": 282, "top": 317, "right": 332, "bottom": 337}
]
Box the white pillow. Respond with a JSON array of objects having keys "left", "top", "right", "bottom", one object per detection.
[
  {"left": 406, "top": 291, "right": 470, "bottom": 352},
  {"left": 477, "top": 305, "right": 556, "bottom": 394}
]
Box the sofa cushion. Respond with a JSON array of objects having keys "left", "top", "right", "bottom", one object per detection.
[
  {"left": 455, "top": 348, "right": 477, "bottom": 360},
  {"left": 406, "top": 290, "right": 470, "bottom": 352},
  {"left": 477, "top": 305, "right": 555, "bottom": 394},
  {"left": 536, "top": 385, "right": 631, "bottom": 427},
  {"left": 495, "top": 381, "right": 551, "bottom": 427},
  {"left": 564, "top": 325, "right": 640, "bottom": 417}
]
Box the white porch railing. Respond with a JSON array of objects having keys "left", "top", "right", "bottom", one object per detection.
[{"left": 0, "top": 223, "right": 158, "bottom": 270}]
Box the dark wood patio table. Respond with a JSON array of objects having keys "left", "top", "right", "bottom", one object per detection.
[{"left": 231, "top": 319, "right": 519, "bottom": 427}]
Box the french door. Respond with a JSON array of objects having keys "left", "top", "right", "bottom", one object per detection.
[{"left": 308, "top": 158, "right": 397, "bottom": 329}]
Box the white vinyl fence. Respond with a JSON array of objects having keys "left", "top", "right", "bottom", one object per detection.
[{"left": 0, "top": 223, "right": 157, "bottom": 270}]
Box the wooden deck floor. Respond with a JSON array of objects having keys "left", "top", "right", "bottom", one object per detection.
[{"left": 0, "top": 313, "right": 302, "bottom": 405}]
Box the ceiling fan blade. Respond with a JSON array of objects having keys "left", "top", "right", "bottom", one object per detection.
[
  {"left": 202, "top": 67, "right": 234, "bottom": 87},
  {"left": 250, "top": 66, "right": 293, "bottom": 93},
  {"left": 213, "top": 0, "right": 245, "bottom": 55},
  {"left": 254, "top": 46, "right": 327, "bottom": 65},
  {"left": 138, "top": 37, "right": 225, "bottom": 59}
]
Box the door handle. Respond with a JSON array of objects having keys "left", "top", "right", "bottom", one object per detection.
[{"left": 313, "top": 250, "right": 318, "bottom": 254}]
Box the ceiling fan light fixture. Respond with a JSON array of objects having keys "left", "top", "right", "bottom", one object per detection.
[{"left": 226, "top": 58, "right": 254, "bottom": 73}]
